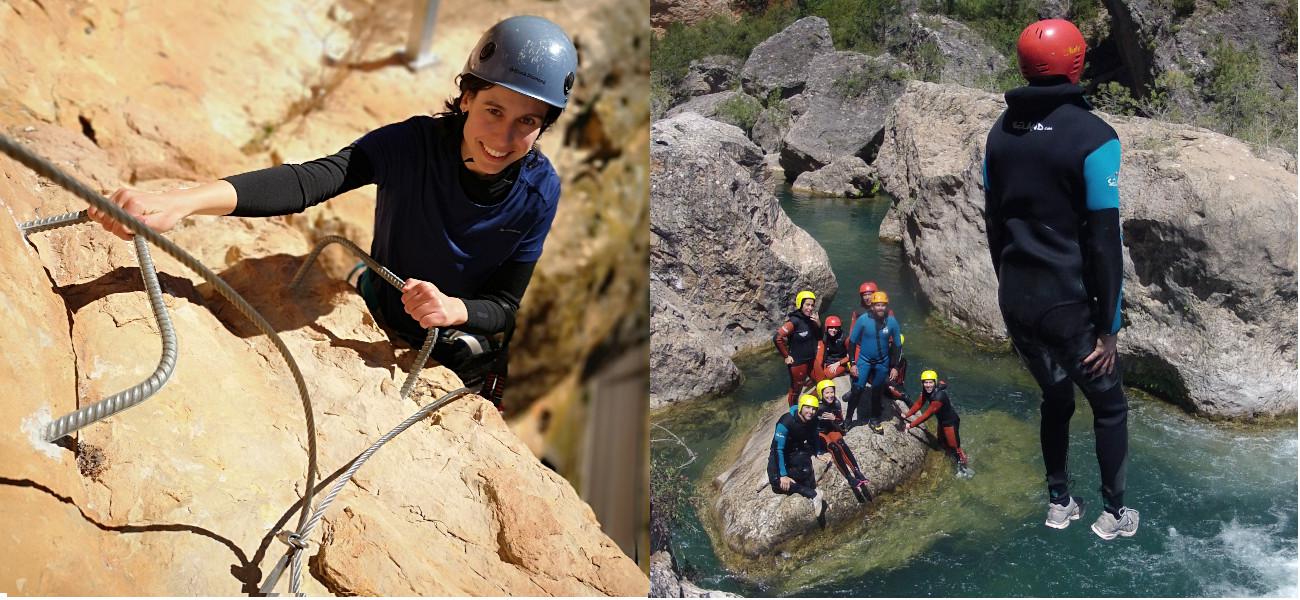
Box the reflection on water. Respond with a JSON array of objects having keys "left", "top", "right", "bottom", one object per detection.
[{"left": 652, "top": 188, "right": 1298, "bottom": 597}]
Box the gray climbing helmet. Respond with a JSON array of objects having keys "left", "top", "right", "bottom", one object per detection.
[{"left": 461, "top": 15, "right": 578, "bottom": 110}]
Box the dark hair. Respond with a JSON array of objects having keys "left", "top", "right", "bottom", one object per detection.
[{"left": 440, "top": 73, "right": 564, "bottom": 136}]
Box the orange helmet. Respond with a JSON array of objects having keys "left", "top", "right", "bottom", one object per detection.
[
  {"left": 869, "top": 291, "right": 889, "bottom": 304},
  {"left": 1017, "top": 19, "right": 1087, "bottom": 84}
]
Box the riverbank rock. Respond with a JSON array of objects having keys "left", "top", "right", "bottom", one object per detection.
[
  {"left": 650, "top": 112, "right": 836, "bottom": 406},
  {"left": 709, "top": 390, "right": 930, "bottom": 558},
  {"left": 872, "top": 81, "right": 1298, "bottom": 420},
  {"left": 678, "top": 55, "right": 744, "bottom": 99},
  {"left": 740, "top": 17, "right": 834, "bottom": 100},
  {"left": 780, "top": 51, "right": 912, "bottom": 178},
  {"left": 791, "top": 156, "right": 877, "bottom": 198},
  {"left": 650, "top": 550, "right": 739, "bottom": 598},
  {"left": 893, "top": 13, "right": 1006, "bottom": 87}
]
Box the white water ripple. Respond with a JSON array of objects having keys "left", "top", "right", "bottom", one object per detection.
[{"left": 1165, "top": 509, "right": 1298, "bottom": 597}]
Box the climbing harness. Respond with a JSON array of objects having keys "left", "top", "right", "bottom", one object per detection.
[
  {"left": 2, "top": 134, "right": 478, "bottom": 596},
  {"left": 19, "top": 211, "right": 178, "bottom": 443}
]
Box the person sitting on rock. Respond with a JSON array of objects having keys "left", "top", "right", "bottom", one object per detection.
[
  {"left": 774, "top": 290, "right": 822, "bottom": 406},
  {"left": 768, "top": 394, "right": 829, "bottom": 519},
  {"left": 813, "top": 315, "right": 851, "bottom": 381},
  {"left": 813, "top": 379, "right": 870, "bottom": 502},
  {"left": 984, "top": 18, "right": 1137, "bottom": 539},
  {"left": 848, "top": 291, "right": 902, "bottom": 433},
  {"left": 86, "top": 17, "right": 579, "bottom": 407},
  {"left": 902, "top": 370, "right": 969, "bottom": 470}
]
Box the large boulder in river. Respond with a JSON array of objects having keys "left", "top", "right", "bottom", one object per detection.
[
  {"left": 650, "top": 113, "right": 837, "bottom": 406},
  {"left": 740, "top": 17, "right": 835, "bottom": 100},
  {"left": 792, "top": 156, "right": 877, "bottom": 198},
  {"left": 650, "top": 550, "right": 739, "bottom": 598},
  {"left": 873, "top": 81, "right": 1298, "bottom": 420},
  {"left": 709, "top": 386, "right": 930, "bottom": 558},
  {"left": 780, "top": 52, "right": 913, "bottom": 178}
]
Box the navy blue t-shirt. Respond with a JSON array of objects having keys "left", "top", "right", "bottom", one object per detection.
[{"left": 355, "top": 115, "right": 560, "bottom": 334}]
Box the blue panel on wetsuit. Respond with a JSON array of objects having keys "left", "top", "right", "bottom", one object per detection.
[{"left": 1083, "top": 138, "right": 1121, "bottom": 211}]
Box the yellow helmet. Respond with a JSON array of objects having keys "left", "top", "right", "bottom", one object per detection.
[
  {"left": 899, "top": 333, "right": 905, "bottom": 346},
  {"left": 869, "top": 291, "right": 889, "bottom": 304},
  {"left": 815, "top": 379, "right": 836, "bottom": 397},
  {"left": 797, "top": 394, "right": 820, "bottom": 409},
  {"left": 920, "top": 369, "right": 938, "bottom": 382},
  {"left": 795, "top": 290, "right": 817, "bottom": 309}
]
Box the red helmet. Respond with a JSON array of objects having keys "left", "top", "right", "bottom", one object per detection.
[
  {"left": 1016, "top": 19, "right": 1086, "bottom": 84},
  {"left": 825, "top": 316, "right": 842, "bottom": 328},
  {"left": 858, "top": 281, "right": 878, "bottom": 295}
]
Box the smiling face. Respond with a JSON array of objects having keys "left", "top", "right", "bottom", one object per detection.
[
  {"left": 800, "top": 299, "right": 814, "bottom": 316},
  {"left": 871, "top": 302, "right": 888, "bottom": 318},
  {"left": 459, "top": 85, "right": 550, "bottom": 175},
  {"left": 799, "top": 405, "right": 816, "bottom": 421}
]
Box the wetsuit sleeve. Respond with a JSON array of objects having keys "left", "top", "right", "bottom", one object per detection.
[
  {"left": 983, "top": 155, "right": 1005, "bottom": 278},
  {"left": 774, "top": 422, "right": 789, "bottom": 477},
  {"left": 1081, "top": 138, "right": 1124, "bottom": 335},
  {"left": 774, "top": 322, "right": 794, "bottom": 358},
  {"left": 813, "top": 342, "right": 827, "bottom": 379},
  {"left": 225, "top": 144, "right": 375, "bottom": 217},
  {"left": 459, "top": 260, "right": 536, "bottom": 334},
  {"left": 910, "top": 397, "right": 943, "bottom": 427},
  {"left": 903, "top": 393, "right": 924, "bottom": 418},
  {"left": 848, "top": 315, "right": 862, "bottom": 360}
]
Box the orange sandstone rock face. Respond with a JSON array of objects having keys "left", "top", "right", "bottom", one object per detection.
[{"left": 0, "top": 0, "right": 647, "bottom": 595}]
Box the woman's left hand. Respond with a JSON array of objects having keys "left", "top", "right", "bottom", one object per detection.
[{"left": 400, "top": 278, "right": 468, "bottom": 328}]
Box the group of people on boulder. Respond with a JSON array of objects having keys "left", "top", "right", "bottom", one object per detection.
[
  {"left": 762, "top": 16, "right": 1139, "bottom": 541},
  {"left": 767, "top": 283, "right": 970, "bottom": 520}
]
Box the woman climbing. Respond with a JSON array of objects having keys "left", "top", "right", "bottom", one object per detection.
[{"left": 85, "top": 16, "right": 579, "bottom": 405}]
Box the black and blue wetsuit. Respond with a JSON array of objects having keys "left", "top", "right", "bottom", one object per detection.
[
  {"left": 768, "top": 406, "right": 821, "bottom": 499},
  {"left": 983, "top": 81, "right": 1129, "bottom": 513}
]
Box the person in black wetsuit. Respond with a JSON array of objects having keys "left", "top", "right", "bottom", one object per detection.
[
  {"left": 813, "top": 315, "right": 851, "bottom": 381},
  {"left": 813, "top": 379, "right": 870, "bottom": 502},
  {"left": 86, "top": 17, "right": 579, "bottom": 406},
  {"left": 983, "top": 18, "right": 1138, "bottom": 539},
  {"left": 774, "top": 290, "right": 822, "bottom": 407},
  {"left": 768, "top": 394, "right": 829, "bottom": 519},
  {"left": 902, "top": 370, "right": 969, "bottom": 469}
]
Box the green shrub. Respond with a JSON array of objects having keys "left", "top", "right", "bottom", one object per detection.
[
  {"left": 803, "top": 0, "right": 910, "bottom": 52},
  {"left": 714, "top": 94, "right": 763, "bottom": 133},
  {"left": 904, "top": 39, "right": 948, "bottom": 83}
]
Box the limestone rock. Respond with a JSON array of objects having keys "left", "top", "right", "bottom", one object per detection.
[
  {"left": 650, "top": 550, "right": 739, "bottom": 598},
  {"left": 678, "top": 55, "right": 744, "bottom": 99},
  {"left": 893, "top": 13, "right": 1006, "bottom": 87},
  {"left": 780, "top": 51, "right": 912, "bottom": 177},
  {"left": 710, "top": 390, "right": 929, "bottom": 558},
  {"left": 872, "top": 81, "right": 1298, "bottom": 420},
  {"left": 791, "top": 156, "right": 877, "bottom": 197},
  {"left": 650, "top": 113, "right": 836, "bottom": 405},
  {"left": 665, "top": 91, "right": 763, "bottom": 133},
  {"left": 650, "top": 279, "right": 741, "bottom": 409},
  {"left": 740, "top": 17, "right": 835, "bottom": 100}
]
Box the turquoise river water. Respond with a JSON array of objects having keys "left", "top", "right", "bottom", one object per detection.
[{"left": 651, "top": 188, "right": 1297, "bottom": 597}]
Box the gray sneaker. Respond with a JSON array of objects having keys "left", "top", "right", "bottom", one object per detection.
[
  {"left": 811, "top": 490, "right": 828, "bottom": 519},
  {"left": 1045, "top": 496, "right": 1082, "bottom": 529},
  {"left": 1091, "top": 507, "right": 1139, "bottom": 540}
]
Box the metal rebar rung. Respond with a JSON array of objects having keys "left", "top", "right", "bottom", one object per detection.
[
  {"left": 18, "top": 212, "right": 180, "bottom": 442},
  {"left": 290, "top": 235, "right": 403, "bottom": 291}
]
